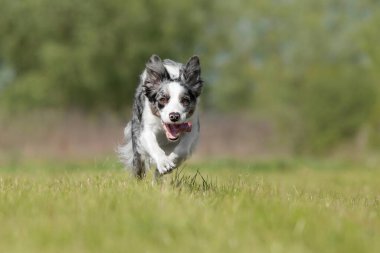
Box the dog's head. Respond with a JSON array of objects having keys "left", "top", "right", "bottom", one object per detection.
[{"left": 142, "top": 54, "right": 203, "bottom": 142}]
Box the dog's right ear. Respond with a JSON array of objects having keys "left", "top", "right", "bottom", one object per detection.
[
  {"left": 144, "top": 54, "right": 168, "bottom": 87},
  {"left": 143, "top": 55, "right": 168, "bottom": 100}
]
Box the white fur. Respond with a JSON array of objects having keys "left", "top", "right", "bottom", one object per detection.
[
  {"left": 164, "top": 64, "right": 180, "bottom": 79},
  {"left": 140, "top": 99, "right": 173, "bottom": 173},
  {"left": 138, "top": 97, "right": 199, "bottom": 174},
  {"left": 161, "top": 82, "right": 188, "bottom": 124},
  {"left": 119, "top": 122, "right": 133, "bottom": 167}
]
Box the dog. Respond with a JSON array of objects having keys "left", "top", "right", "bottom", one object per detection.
[{"left": 119, "top": 54, "right": 203, "bottom": 179}]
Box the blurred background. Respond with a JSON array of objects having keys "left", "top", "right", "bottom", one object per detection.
[{"left": 1, "top": 0, "right": 380, "bottom": 165}]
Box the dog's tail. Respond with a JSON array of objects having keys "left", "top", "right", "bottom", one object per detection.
[{"left": 118, "top": 122, "right": 133, "bottom": 169}]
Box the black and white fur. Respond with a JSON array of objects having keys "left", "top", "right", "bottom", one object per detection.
[{"left": 119, "top": 54, "right": 203, "bottom": 179}]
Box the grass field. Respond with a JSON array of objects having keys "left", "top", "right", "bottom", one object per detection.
[{"left": 0, "top": 159, "right": 379, "bottom": 253}]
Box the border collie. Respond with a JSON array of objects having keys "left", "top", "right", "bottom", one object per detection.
[{"left": 119, "top": 54, "right": 203, "bottom": 179}]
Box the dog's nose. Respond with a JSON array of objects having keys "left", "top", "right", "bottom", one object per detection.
[{"left": 169, "top": 112, "right": 180, "bottom": 122}]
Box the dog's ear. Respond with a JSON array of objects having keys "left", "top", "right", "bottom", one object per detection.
[
  {"left": 145, "top": 54, "right": 168, "bottom": 87},
  {"left": 143, "top": 54, "right": 169, "bottom": 100},
  {"left": 183, "top": 55, "right": 203, "bottom": 97}
]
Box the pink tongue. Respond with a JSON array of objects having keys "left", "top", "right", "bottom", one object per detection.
[
  {"left": 176, "top": 122, "right": 192, "bottom": 132},
  {"left": 166, "top": 122, "right": 192, "bottom": 139}
]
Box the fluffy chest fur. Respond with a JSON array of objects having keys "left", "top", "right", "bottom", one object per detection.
[{"left": 140, "top": 97, "right": 200, "bottom": 157}]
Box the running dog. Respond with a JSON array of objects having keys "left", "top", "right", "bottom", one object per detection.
[{"left": 119, "top": 54, "right": 203, "bottom": 179}]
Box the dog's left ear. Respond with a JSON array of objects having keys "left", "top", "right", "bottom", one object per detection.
[{"left": 183, "top": 55, "right": 203, "bottom": 97}]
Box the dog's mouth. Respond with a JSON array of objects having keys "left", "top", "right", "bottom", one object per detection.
[{"left": 163, "top": 122, "right": 192, "bottom": 141}]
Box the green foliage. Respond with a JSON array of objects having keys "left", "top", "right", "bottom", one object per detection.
[
  {"left": 1, "top": 0, "right": 380, "bottom": 152},
  {"left": 0, "top": 0, "right": 209, "bottom": 110},
  {"left": 201, "top": 0, "right": 380, "bottom": 152},
  {"left": 297, "top": 66, "right": 376, "bottom": 152}
]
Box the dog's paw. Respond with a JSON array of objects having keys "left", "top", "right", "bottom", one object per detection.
[{"left": 155, "top": 156, "right": 176, "bottom": 174}]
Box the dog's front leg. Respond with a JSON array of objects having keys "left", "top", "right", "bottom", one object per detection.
[
  {"left": 167, "top": 148, "right": 187, "bottom": 170},
  {"left": 141, "top": 131, "right": 175, "bottom": 175},
  {"left": 168, "top": 131, "right": 198, "bottom": 168}
]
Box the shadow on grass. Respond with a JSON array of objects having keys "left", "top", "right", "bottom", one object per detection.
[{"left": 170, "top": 168, "right": 218, "bottom": 193}]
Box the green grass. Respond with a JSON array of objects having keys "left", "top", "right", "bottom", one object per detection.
[{"left": 0, "top": 160, "right": 379, "bottom": 253}]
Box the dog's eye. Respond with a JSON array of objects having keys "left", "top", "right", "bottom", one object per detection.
[
  {"left": 158, "top": 97, "right": 169, "bottom": 104},
  {"left": 181, "top": 97, "right": 190, "bottom": 106}
]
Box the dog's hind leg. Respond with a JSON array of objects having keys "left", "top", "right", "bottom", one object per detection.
[
  {"left": 131, "top": 123, "right": 145, "bottom": 178},
  {"left": 132, "top": 152, "right": 145, "bottom": 179},
  {"left": 129, "top": 100, "right": 146, "bottom": 179}
]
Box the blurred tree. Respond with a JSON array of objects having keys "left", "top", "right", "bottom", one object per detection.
[
  {"left": 0, "top": 0, "right": 210, "bottom": 111},
  {"left": 0, "top": 0, "right": 380, "bottom": 152},
  {"left": 202, "top": 0, "right": 380, "bottom": 152}
]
